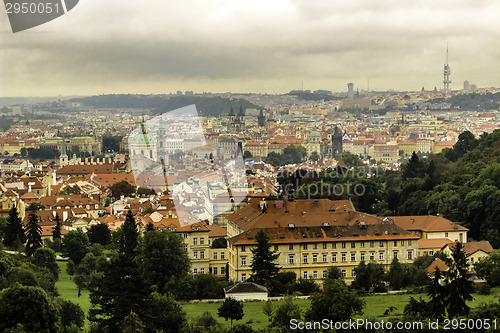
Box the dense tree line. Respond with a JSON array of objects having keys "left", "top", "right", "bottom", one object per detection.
[
  {"left": 0, "top": 248, "right": 85, "bottom": 332},
  {"left": 376, "top": 130, "right": 500, "bottom": 247},
  {"left": 266, "top": 145, "right": 308, "bottom": 167},
  {"left": 279, "top": 130, "right": 500, "bottom": 247},
  {"left": 429, "top": 92, "right": 500, "bottom": 111}
]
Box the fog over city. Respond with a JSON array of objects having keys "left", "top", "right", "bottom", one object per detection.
[{"left": 1, "top": 0, "right": 499, "bottom": 96}]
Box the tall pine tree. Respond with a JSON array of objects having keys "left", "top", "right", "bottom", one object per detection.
[
  {"left": 25, "top": 210, "right": 42, "bottom": 256},
  {"left": 250, "top": 229, "right": 279, "bottom": 286},
  {"left": 120, "top": 210, "right": 139, "bottom": 256},
  {"left": 3, "top": 206, "right": 25, "bottom": 248},
  {"left": 89, "top": 209, "right": 148, "bottom": 331},
  {"left": 444, "top": 242, "right": 473, "bottom": 318},
  {"left": 52, "top": 212, "right": 62, "bottom": 240}
]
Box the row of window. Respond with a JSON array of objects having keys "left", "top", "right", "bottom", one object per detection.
[
  {"left": 193, "top": 251, "right": 226, "bottom": 260},
  {"left": 193, "top": 266, "right": 226, "bottom": 275},
  {"left": 239, "top": 240, "right": 413, "bottom": 252},
  {"left": 191, "top": 237, "right": 206, "bottom": 245},
  {"left": 285, "top": 250, "right": 413, "bottom": 264},
  {"left": 239, "top": 250, "right": 415, "bottom": 266}
]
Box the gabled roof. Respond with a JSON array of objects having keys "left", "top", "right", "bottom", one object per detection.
[
  {"left": 224, "top": 282, "right": 268, "bottom": 294},
  {"left": 57, "top": 163, "right": 125, "bottom": 175},
  {"left": 443, "top": 241, "right": 494, "bottom": 257},
  {"left": 426, "top": 258, "right": 449, "bottom": 274},
  {"left": 389, "top": 215, "right": 469, "bottom": 233},
  {"left": 226, "top": 199, "right": 356, "bottom": 232},
  {"left": 207, "top": 224, "right": 227, "bottom": 238},
  {"left": 20, "top": 192, "right": 38, "bottom": 200},
  {"left": 418, "top": 238, "right": 452, "bottom": 250}
]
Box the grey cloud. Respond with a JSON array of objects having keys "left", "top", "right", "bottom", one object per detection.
[{"left": 1, "top": 0, "right": 499, "bottom": 96}]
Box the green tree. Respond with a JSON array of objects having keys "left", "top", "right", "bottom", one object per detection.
[
  {"left": 73, "top": 273, "right": 88, "bottom": 297},
  {"left": 305, "top": 278, "right": 364, "bottom": 322},
  {"left": 310, "top": 151, "right": 320, "bottom": 162},
  {"left": 341, "top": 152, "right": 363, "bottom": 167},
  {"left": 26, "top": 202, "right": 45, "bottom": 212},
  {"left": 140, "top": 230, "right": 190, "bottom": 291},
  {"left": 217, "top": 297, "right": 244, "bottom": 329},
  {"left": 86, "top": 223, "right": 112, "bottom": 245},
  {"left": 427, "top": 267, "right": 446, "bottom": 319},
  {"left": 474, "top": 251, "right": 500, "bottom": 286},
  {"left": 3, "top": 206, "right": 25, "bottom": 248},
  {"left": 326, "top": 266, "right": 342, "bottom": 280},
  {"left": 25, "top": 211, "right": 42, "bottom": 257},
  {"left": 211, "top": 237, "right": 227, "bottom": 249},
  {"left": 352, "top": 261, "right": 371, "bottom": 292},
  {"left": 121, "top": 311, "right": 145, "bottom": 333},
  {"left": 143, "top": 292, "right": 187, "bottom": 333},
  {"left": 32, "top": 248, "right": 59, "bottom": 279},
  {"left": 52, "top": 213, "right": 62, "bottom": 240},
  {"left": 190, "top": 312, "right": 223, "bottom": 333},
  {"left": 444, "top": 242, "right": 474, "bottom": 318},
  {"left": 55, "top": 298, "right": 85, "bottom": 331},
  {"left": 453, "top": 131, "right": 478, "bottom": 159},
  {"left": 66, "top": 260, "right": 76, "bottom": 276},
  {"left": 388, "top": 257, "right": 404, "bottom": 290},
  {"left": 250, "top": 229, "right": 279, "bottom": 287},
  {"left": 110, "top": 180, "right": 135, "bottom": 199},
  {"left": 145, "top": 222, "right": 155, "bottom": 232},
  {"left": 243, "top": 150, "right": 253, "bottom": 159},
  {"left": 0, "top": 284, "right": 58, "bottom": 333},
  {"left": 89, "top": 255, "right": 149, "bottom": 332},
  {"left": 271, "top": 296, "right": 302, "bottom": 328},
  {"left": 402, "top": 152, "right": 426, "bottom": 180},
  {"left": 62, "top": 230, "right": 90, "bottom": 265},
  {"left": 120, "top": 210, "right": 139, "bottom": 256}
]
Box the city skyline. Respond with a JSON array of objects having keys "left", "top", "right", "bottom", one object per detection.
[{"left": 1, "top": 0, "right": 499, "bottom": 97}]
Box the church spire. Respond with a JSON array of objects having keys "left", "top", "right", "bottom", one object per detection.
[{"left": 60, "top": 137, "right": 67, "bottom": 158}]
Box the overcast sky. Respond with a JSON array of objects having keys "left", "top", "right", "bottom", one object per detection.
[{"left": 1, "top": 0, "right": 499, "bottom": 97}]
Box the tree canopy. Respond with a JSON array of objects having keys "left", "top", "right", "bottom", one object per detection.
[{"left": 250, "top": 229, "right": 280, "bottom": 287}]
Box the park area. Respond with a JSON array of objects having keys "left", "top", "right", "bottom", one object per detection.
[{"left": 55, "top": 260, "right": 500, "bottom": 330}]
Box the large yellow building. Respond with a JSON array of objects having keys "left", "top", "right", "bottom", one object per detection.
[{"left": 226, "top": 199, "right": 419, "bottom": 284}]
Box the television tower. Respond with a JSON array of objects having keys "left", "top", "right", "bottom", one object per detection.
[{"left": 443, "top": 44, "right": 451, "bottom": 91}]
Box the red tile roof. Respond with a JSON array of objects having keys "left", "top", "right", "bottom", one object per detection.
[{"left": 389, "top": 216, "right": 469, "bottom": 233}]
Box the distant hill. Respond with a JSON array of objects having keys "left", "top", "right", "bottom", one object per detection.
[
  {"left": 68, "top": 94, "right": 262, "bottom": 117},
  {"left": 428, "top": 92, "right": 500, "bottom": 111}
]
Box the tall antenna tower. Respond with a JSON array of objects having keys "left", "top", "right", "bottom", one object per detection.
[{"left": 443, "top": 43, "right": 451, "bottom": 91}]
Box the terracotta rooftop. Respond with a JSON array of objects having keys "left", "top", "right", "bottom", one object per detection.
[
  {"left": 228, "top": 222, "right": 419, "bottom": 246},
  {"left": 207, "top": 224, "right": 227, "bottom": 238},
  {"left": 444, "top": 241, "right": 494, "bottom": 257},
  {"left": 57, "top": 163, "right": 125, "bottom": 175},
  {"left": 418, "top": 238, "right": 452, "bottom": 250},
  {"left": 426, "top": 258, "right": 449, "bottom": 274},
  {"left": 389, "top": 215, "right": 469, "bottom": 233}
]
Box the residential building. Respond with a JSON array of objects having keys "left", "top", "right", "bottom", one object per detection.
[
  {"left": 389, "top": 215, "right": 468, "bottom": 243},
  {"left": 226, "top": 199, "right": 419, "bottom": 284}
]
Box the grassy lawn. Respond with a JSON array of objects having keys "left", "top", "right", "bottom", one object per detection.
[
  {"left": 182, "top": 298, "right": 311, "bottom": 330},
  {"left": 54, "top": 265, "right": 500, "bottom": 332},
  {"left": 56, "top": 261, "right": 91, "bottom": 328},
  {"left": 181, "top": 288, "right": 500, "bottom": 329}
]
